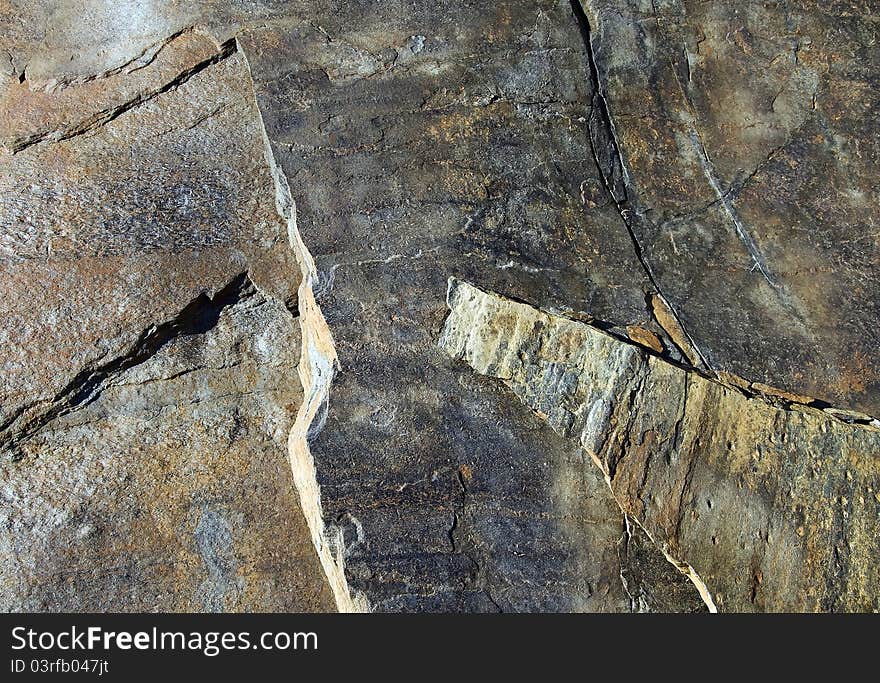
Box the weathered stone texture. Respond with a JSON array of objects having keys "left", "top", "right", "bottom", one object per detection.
[
  {"left": 440, "top": 279, "right": 880, "bottom": 612},
  {"left": 0, "top": 34, "right": 299, "bottom": 438},
  {"left": 1, "top": 0, "right": 878, "bottom": 612},
  {"left": 577, "top": 0, "right": 880, "bottom": 415},
  {"left": 239, "top": 0, "right": 697, "bottom": 611},
  {"left": 1, "top": 283, "right": 334, "bottom": 612},
  {"left": 0, "top": 29, "right": 331, "bottom": 611}
]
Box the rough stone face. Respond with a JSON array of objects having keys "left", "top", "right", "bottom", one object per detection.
[
  {"left": 576, "top": 0, "right": 880, "bottom": 415},
  {"left": 0, "top": 33, "right": 300, "bottom": 438},
  {"left": 440, "top": 279, "right": 880, "bottom": 612},
  {"left": 1, "top": 0, "right": 878, "bottom": 612},
  {"left": 1, "top": 282, "right": 334, "bottom": 612},
  {"left": 239, "top": 0, "right": 700, "bottom": 612},
  {"left": 0, "top": 30, "right": 332, "bottom": 611}
]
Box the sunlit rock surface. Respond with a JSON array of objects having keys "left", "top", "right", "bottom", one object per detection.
[
  {"left": 440, "top": 279, "right": 880, "bottom": 612},
  {"left": 1, "top": 0, "right": 877, "bottom": 612}
]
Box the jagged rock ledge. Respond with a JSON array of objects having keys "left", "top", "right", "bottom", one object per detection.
[
  {"left": 245, "top": 47, "right": 369, "bottom": 611},
  {"left": 439, "top": 278, "right": 880, "bottom": 612},
  {"left": 0, "top": 30, "right": 340, "bottom": 612}
]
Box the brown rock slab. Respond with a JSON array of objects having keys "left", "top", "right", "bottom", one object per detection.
[
  {"left": 441, "top": 279, "right": 880, "bottom": 612},
  {"left": 0, "top": 30, "right": 332, "bottom": 612}
]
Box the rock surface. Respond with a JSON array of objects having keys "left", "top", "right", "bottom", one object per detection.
[
  {"left": 1, "top": 281, "right": 334, "bottom": 611},
  {"left": 240, "top": 0, "right": 707, "bottom": 612},
  {"left": 1, "top": 0, "right": 878, "bottom": 612},
  {"left": 576, "top": 0, "right": 880, "bottom": 415},
  {"left": 0, "top": 30, "right": 332, "bottom": 612},
  {"left": 440, "top": 279, "right": 880, "bottom": 612}
]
